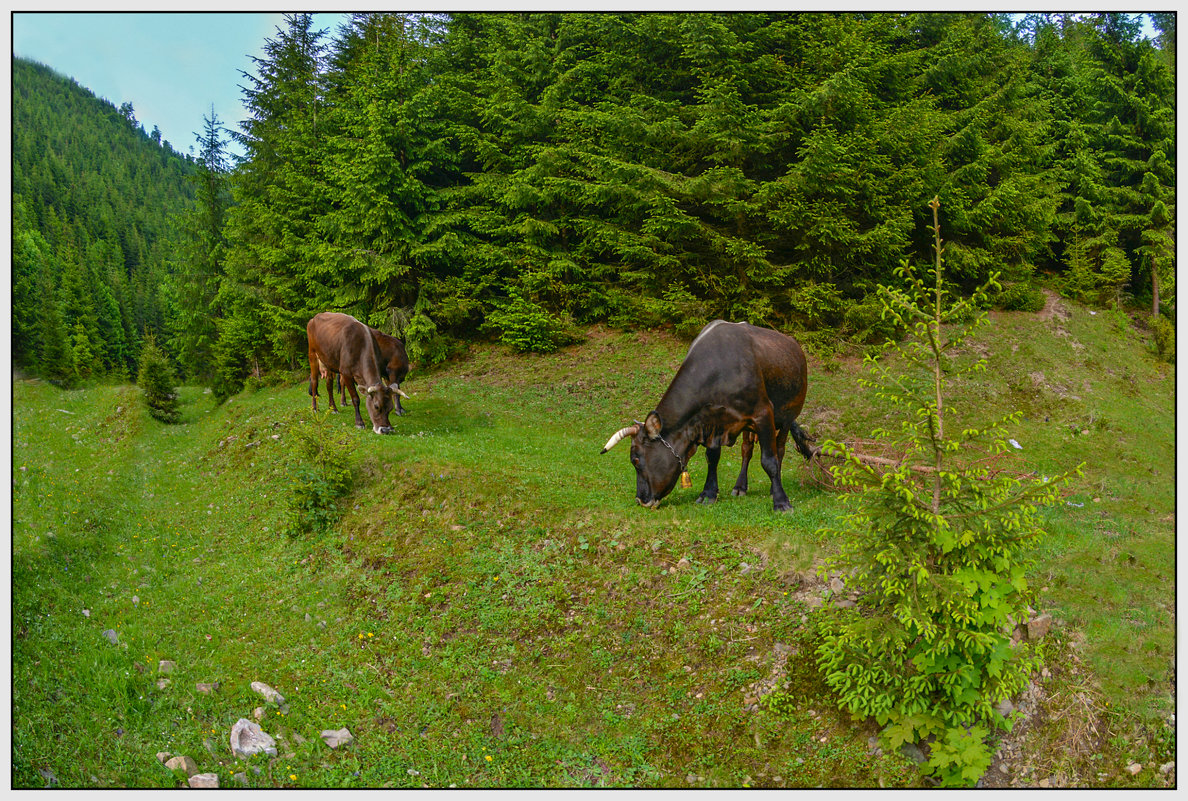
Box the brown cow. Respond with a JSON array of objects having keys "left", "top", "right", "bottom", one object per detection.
[
  {"left": 307, "top": 312, "right": 400, "bottom": 434},
  {"left": 336, "top": 326, "right": 411, "bottom": 416}
]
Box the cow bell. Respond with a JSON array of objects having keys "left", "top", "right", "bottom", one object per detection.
[{"left": 680, "top": 471, "right": 692, "bottom": 489}]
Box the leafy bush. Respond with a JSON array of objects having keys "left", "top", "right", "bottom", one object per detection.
[
  {"left": 843, "top": 295, "right": 903, "bottom": 346},
  {"left": 1151, "top": 315, "right": 1175, "bottom": 362},
  {"left": 136, "top": 335, "right": 180, "bottom": 424},
  {"left": 283, "top": 411, "right": 355, "bottom": 537},
  {"left": 995, "top": 282, "right": 1046, "bottom": 312},
  {"left": 814, "top": 199, "right": 1082, "bottom": 787},
  {"left": 486, "top": 293, "right": 573, "bottom": 354}
]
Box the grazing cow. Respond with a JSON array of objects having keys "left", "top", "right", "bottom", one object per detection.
[
  {"left": 307, "top": 312, "right": 403, "bottom": 434},
  {"left": 329, "top": 326, "right": 411, "bottom": 416},
  {"left": 600, "top": 320, "right": 814, "bottom": 512}
]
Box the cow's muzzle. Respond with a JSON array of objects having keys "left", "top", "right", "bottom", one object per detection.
[
  {"left": 373, "top": 425, "right": 394, "bottom": 435},
  {"left": 636, "top": 497, "right": 661, "bottom": 510}
]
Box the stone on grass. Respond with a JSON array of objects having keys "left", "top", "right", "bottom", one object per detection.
[
  {"left": 233, "top": 772, "right": 249, "bottom": 785},
  {"left": 1026, "top": 614, "right": 1053, "bottom": 640},
  {"left": 1126, "top": 763, "right": 1142, "bottom": 776},
  {"left": 195, "top": 682, "right": 219, "bottom": 694},
  {"left": 189, "top": 773, "right": 219, "bottom": 788},
  {"left": 158, "top": 660, "right": 176, "bottom": 674},
  {"left": 250, "top": 681, "right": 285, "bottom": 706},
  {"left": 321, "top": 728, "right": 354, "bottom": 749},
  {"left": 253, "top": 707, "right": 266, "bottom": 722},
  {"left": 155, "top": 752, "right": 172, "bottom": 764},
  {"left": 102, "top": 629, "right": 118, "bottom": 645},
  {"left": 164, "top": 755, "right": 198, "bottom": 776},
  {"left": 230, "top": 718, "right": 278, "bottom": 759},
  {"left": 1159, "top": 762, "right": 1174, "bottom": 775}
]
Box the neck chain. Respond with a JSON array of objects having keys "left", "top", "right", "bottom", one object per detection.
[{"left": 658, "top": 433, "right": 686, "bottom": 471}]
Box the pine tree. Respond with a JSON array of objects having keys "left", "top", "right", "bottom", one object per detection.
[
  {"left": 169, "top": 107, "right": 232, "bottom": 381},
  {"left": 136, "top": 335, "right": 181, "bottom": 423}
]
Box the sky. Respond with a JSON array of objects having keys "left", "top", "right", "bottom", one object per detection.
[{"left": 11, "top": 12, "right": 350, "bottom": 159}]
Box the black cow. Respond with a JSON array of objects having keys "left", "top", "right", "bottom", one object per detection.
[{"left": 601, "top": 320, "right": 813, "bottom": 512}]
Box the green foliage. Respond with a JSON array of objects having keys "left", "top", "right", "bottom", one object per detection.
[
  {"left": 282, "top": 411, "right": 355, "bottom": 537},
  {"left": 1150, "top": 315, "right": 1175, "bottom": 362},
  {"left": 135, "top": 336, "right": 180, "bottom": 424},
  {"left": 994, "top": 282, "right": 1046, "bottom": 312},
  {"left": 814, "top": 199, "right": 1082, "bottom": 787},
  {"left": 486, "top": 293, "right": 574, "bottom": 353},
  {"left": 11, "top": 57, "right": 197, "bottom": 380}
]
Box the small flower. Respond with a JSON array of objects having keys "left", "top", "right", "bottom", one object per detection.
[
  {"left": 290, "top": 774, "right": 297, "bottom": 781},
  {"left": 485, "top": 755, "right": 493, "bottom": 762}
]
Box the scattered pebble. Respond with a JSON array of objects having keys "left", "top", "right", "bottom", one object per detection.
[
  {"left": 321, "top": 728, "right": 354, "bottom": 749},
  {"left": 1126, "top": 763, "right": 1142, "bottom": 776}
]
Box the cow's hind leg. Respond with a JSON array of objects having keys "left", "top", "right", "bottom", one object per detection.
[
  {"left": 757, "top": 417, "right": 792, "bottom": 513},
  {"left": 731, "top": 430, "right": 755, "bottom": 496},
  {"left": 309, "top": 356, "right": 320, "bottom": 412},
  {"left": 697, "top": 445, "right": 722, "bottom": 504}
]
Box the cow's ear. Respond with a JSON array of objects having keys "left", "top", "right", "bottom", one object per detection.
[{"left": 644, "top": 412, "right": 662, "bottom": 439}]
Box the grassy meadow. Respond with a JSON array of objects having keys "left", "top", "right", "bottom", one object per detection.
[{"left": 10, "top": 298, "right": 1175, "bottom": 788}]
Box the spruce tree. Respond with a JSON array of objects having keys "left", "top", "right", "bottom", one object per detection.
[{"left": 136, "top": 335, "right": 181, "bottom": 424}]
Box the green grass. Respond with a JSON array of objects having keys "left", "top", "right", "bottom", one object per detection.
[{"left": 11, "top": 308, "right": 1174, "bottom": 789}]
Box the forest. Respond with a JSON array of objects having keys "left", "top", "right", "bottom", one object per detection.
[{"left": 10, "top": 12, "right": 1176, "bottom": 392}]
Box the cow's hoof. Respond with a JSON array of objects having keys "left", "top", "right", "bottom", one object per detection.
[
  {"left": 731, "top": 487, "right": 747, "bottom": 496},
  {"left": 773, "top": 502, "right": 793, "bottom": 513},
  {"left": 696, "top": 494, "right": 718, "bottom": 505}
]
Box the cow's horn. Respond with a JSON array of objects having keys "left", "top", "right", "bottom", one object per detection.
[
  {"left": 390, "top": 383, "right": 410, "bottom": 399},
  {"left": 600, "top": 425, "right": 639, "bottom": 454}
]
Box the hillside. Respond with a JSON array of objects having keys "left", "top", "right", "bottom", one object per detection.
[
  {"left": 11, "top": 301, "right": 1174, "bottom": 789},
  {"left": 11, "top": 56, "right": 197, "bottom": 380}
]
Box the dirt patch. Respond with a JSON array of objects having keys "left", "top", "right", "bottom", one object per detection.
[{"left": 1036, "top": 290, "right": 1070, "bottom": 323}]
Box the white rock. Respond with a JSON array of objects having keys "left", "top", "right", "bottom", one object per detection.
[
  {"left": 1126, "top": 763, "right": 1142, "bottom": 775},
  {"left": 230, "top": 718, "right": 277, "bottom": 759},
  {"left": 155, "top": 752, "right": 172, "bottom": 764},
  {"left": 1159, "top": 762, "right": 1174, "bottom": 774},
  {"left": 250, "top": 681, "right": 285, "bottom": 705},
  {"left": 158, "top": 660, "right": 176, "bottom": 674},
  {"left": 188, "top": 773, "right": 219, "bottom": 788},
  {"left": 164, "top": 755, "right": 198, "bottom": 776},
  {"left": 102, "top": 629, "right": 118, "bottom": 645},
  {"left": 321, "top": 728, "right": 354, "bottom": 749}
]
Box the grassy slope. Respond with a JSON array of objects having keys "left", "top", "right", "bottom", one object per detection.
[{"left": 10, "top": 302, "right": 1174, "bottom": 789}]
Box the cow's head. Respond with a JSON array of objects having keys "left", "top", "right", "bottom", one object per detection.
[
  {"left": 361, "top": 383, "right": 396, "bottom": 434},
  {"left": 600, "top": 412, "right": 684, "bottom": 509}
]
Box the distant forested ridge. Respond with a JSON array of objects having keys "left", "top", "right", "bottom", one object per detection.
[
  {"left": 12, "top": 57, "right": 198, "bottom": 384},
  {"left": 11, "top": 12, "right": 1175, "bottom": 391}
]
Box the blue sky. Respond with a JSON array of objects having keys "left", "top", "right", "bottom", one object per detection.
[{"left": 12, "top": 12, "right": 349, "bottom": 159}]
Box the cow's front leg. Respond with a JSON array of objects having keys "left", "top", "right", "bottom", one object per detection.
[
  {"left": 757, "top": 420, "right": 792, "bottom": 512},
  {"left": 697, "top": 445, "right": 721, "bottom": 504},
  {"left": 343, "top": 381, "right": 366, "bottom": 428},
  {"left": 731, "top": 430, "right": 755, "bottom": 496}
]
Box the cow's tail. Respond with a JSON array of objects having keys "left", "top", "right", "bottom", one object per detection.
[{"left": 789, "top": 420, "right": 816, "bottom": 462}]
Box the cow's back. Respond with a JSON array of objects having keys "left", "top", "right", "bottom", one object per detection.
[
  {"left": 309, "top": 313, "right": 374, "bottom": 377},
  {"left": 671, "top": 320, "right": 807, "bottom": 426}
]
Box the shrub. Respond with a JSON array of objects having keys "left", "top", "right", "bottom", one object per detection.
[
  {"left": 283, "top": 411, "right": 355, "bottom": 537},
  {"left": 1151, "top": 315, "right": 1175, "bottom": 362},
  {"left": 995, "top": 282, "right": 1046, "bottom": 312},
  {"left": 136, "top": 335, "right": 180, "bottom": 424},
  {"left": 814, "top": 198, "right": 1082, "bottom": 787},
  {"left": 486, "top": 293, "right": 573, "bottom": 354}
]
